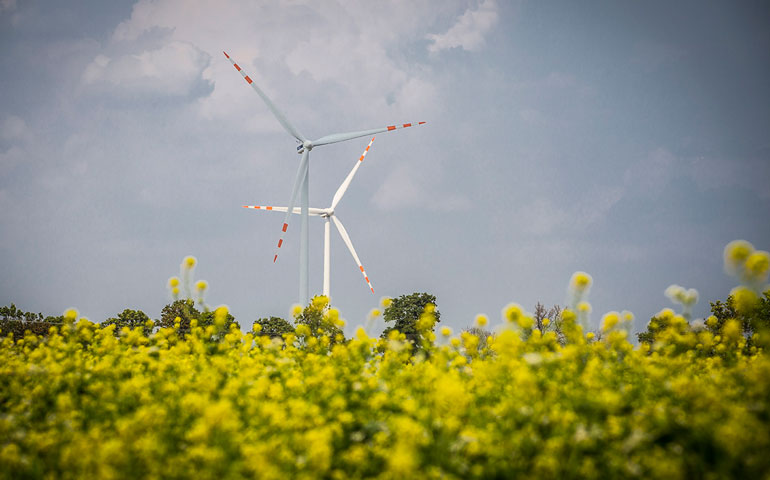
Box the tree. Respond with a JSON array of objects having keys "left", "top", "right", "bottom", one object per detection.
[
  {"left": 381, "top": 292, "right": 440, "bottom": 347},
  {"left": 533, "top": 302, "right": 564, "bottom": 342},
  {"left": 0, "top": 304, "right": 62, "bottom": 340},
  {"left": 294, "top": 296, "right": 344, "bottom": 342},
  {"left": 254, "top": 316, "right": 295, "bottom": 339},
  {"left": 102, "top": 309, "right": 152, "bottom": 336},
  {"left": 157, "top": 300, "right": 238, "bottom": 339},
  {"left": 708, "top": 292, "right": 770, "bottom": 351}
]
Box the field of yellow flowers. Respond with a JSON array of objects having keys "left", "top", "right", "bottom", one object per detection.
[{"left": 1, "top": 243, "right": 769, "bottom": 479}]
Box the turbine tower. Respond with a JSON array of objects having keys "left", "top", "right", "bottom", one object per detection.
[
  {"left": 223, "top": 51, "right": 425, "bottom": 306},
  {"left": 243, "top": 137, "right": 377, "bottom": 302}
]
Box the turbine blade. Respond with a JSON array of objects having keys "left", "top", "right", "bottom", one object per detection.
[
  {"left": 223, "top": 51, "right": 306, "bottom": 143},
  {"left": 273, "top": 151, "right": 309, "bottom": 263},
  {"left": 243, "top": 206, "right": 325, "bottom": 215},
  {"left": 330, "top": 137, "right": 375, "bottom": 210},
  {"left": 331, "top": 215, "right": 374, "bottom": 293},
  {"left": 311, "top": 121, "right": 426, "bottom": 147}
]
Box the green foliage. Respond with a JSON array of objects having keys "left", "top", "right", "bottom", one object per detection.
[
  {"left": 381, "top": 292, "right": 440, "bottom": 346},
  {"left": 0, "top": 303, "right": 62, "bottom": 340},
  {"left": 157, "top": 299, "right": 201, "bottom": 337},
  {"left": 157, "top": 300, "right": 237, "bottom": 339},
  {"left": 293, "top": 296, "right": 344, "bottom": 342},
  {"left": 254, "top": 316, "right": 295, "bottom": 338},
  {"left": 102, "top": 309, "right": 153, "bottom": 336},
  {"left": 709, "top": 292, "right": 770, "bottom": 335},
  {"left": 1, "top": 310, "right": 769, "bottom": 478}
]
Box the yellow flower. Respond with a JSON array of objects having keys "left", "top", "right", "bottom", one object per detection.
[
  {"left": 745, "top": 251, "right": 770, "bottom": 281},
  {"left": 578, "top": 301, "right": 591, "bottom": 313},
  {"left": 63, "top": 308, "right": 79, "bottom": 322},
  {"left": 475, "top": 314, "right": 488, "bottom": 327},
  {"left": 503, "top": 303, "right": 523, "bottom": 323},
  {"left": 730, "top": 286, "right": 758, "bottom": 314},
  {"left": 291, "top": 304, "right": 303, "bottom": 317},
  {"left": 214, "top": 305, "right": 229, "bottom": 328},
  {"left": 313, "top": 295, "right": 329, "bottom": 308},
  {"left": 168, "top": 276, "right": 180, "bottom": 288},
  {"left": 183, "top": 255, "right": 197, "bottom": 269},
  {"left": 172, "top": 287, "right": 180, "bottom": 296},
  {"left": 368, "top": 308, "right": 381, "bottom": 318},
  {"left": 601, "top": 312, "right": 619, "bottom": 332},
  {"left": 723, "top": 240, "right": 754, "bottom": 274},
  {"left": 380, "top": 297, "right": 392, "bottom": 309},
  {"left": 441, "top": 327, "right": 452, "bottom": 336},
  {"left": 570, "top": 271, "right": 593, "bottom": 291}
]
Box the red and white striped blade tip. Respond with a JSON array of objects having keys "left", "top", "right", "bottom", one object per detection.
[{"left": 385, "top": 121, "right": 426, "bottom": 131}]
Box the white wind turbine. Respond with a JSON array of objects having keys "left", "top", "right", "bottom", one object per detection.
[
  {"left": 243, "top": 137, "right": 377, "bottom": 301},
  {"left": 223, "top": 51, "right": 425, "bottom": 306}
]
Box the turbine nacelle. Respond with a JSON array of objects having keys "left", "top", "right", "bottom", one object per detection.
[
  {"left": 320, "top": 208, "right": 334, "bottom": 218},
  {"left": 296, "top": 140, "right": 314, "bottom": 154}
]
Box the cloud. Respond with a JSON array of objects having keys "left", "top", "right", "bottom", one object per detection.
[
  {"left": 426, "top": 0, "right": 499, "bottom": 53},
  {"left": 82, "top": 41, "right": 212, "bottom": 98},
  {"left": 1, "top": 115, "right": 30, "bottom": 143},
  {"left": 516, "top": 186, "right": 624, "bottom": 236},
  {"left": 623, "top": 147, "right": 677, "bottom": 195},
  {"left": 372, "top": 164, "right": 470, "bottom": 212}
]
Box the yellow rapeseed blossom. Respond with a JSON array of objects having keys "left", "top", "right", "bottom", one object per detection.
[
  {"left": 313, "top": 295, "right": 329, "bottom": 308},
  {"left": 570, "top": 271, "right": 593, "bottom": 292},
  {"left": 730, "top": 286, "right": 759, "bottom": 314},
  {"left": 577, "top": 301, "right": 591, "bottom": 313},
  {"left": 183, "top": 255, "right": 197, "bottom": 269},
  {"left": 380, "top": 297, "right": 392, "bottom": 309},
  {"left": 724, "top": 240, "right": 754, "bottom": 274},
  {"left": 475, "top": 314, "right": 488, "bottom": 327},
  {"left": 1, "top": 239, "right": 768, "bottom": 479},
  {"left": 745, "top": 250, "right": 770, "bottom": 282},
  {"left": 503, "top": 303, "right": 523, "bottom": 323},
  {"left": 291, "top": 304, "right": 303, "bottom": 317},
  {"left": 601, "top": 311, "right": 620, "bottom": 332},
  {"left": 168, "top": 276, "right": 180, "bottom": 288}
]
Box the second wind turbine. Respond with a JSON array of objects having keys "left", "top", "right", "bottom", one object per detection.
[
  {"left": 244, "top": 137, "right": 378, "bottom": 302},
  {"left": 223, "top": 51, "right": 425, "bottom": 306}
]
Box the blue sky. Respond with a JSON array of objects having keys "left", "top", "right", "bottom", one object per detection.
[{"left": 1, "top": 0, "right": 769, "bottom": 335}]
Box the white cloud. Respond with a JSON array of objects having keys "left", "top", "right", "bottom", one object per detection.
[
  {"left": 516, "top": 186, "right": 624, "bottom": 236},
  {"left": 427, "top": 0, "right": 499, "bottom": 53},
  {"left": 623, "top": 147, "right": 677, "bottom": 194},
  {"left": 372, "top": 164, "right": 470, "bottom": 212},
  {"left": 93, "top": 0, "right": 459, "bottom": 133},
  {"left": 1, "top": 115, "right": 30, "bottom": 143},
  {"left": 82, "top": 41, "right": 211, "bottom": 98}
]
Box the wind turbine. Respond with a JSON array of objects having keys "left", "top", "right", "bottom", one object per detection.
[
  {"left": 243, "top": 137, "right": 377, "bottom": 301},
  {"left": 223, "top": 51, "right": 425, "bottom": 306}
]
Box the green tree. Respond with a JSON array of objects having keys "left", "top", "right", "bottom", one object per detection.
[
  {"left": 381, "top": 292, "right": 440, "bottom": 347},
  {"left": 102, "top": 309, "right": 152, "bottom": 336},
  {"left": 294, "top": 296, "right": 344, "bottom": 342},
  {"left": 254, "top": 316, "right": 295, "bottom": 339},
  {"left": 156, "top": 300, "right": 238, "bottom": 339},
  {"left": 708, "top": 292, "right": 770, "bottom": 351},
  {"left": 0, "top": 304, "right": 62, "bottom": 340},
  {"left": 157, "top": 300, "right": 202, "bottom": 338}
]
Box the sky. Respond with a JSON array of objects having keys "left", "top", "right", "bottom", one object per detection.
[{"left": 1, "top": 0, "right": 769, "bottom": 336}]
